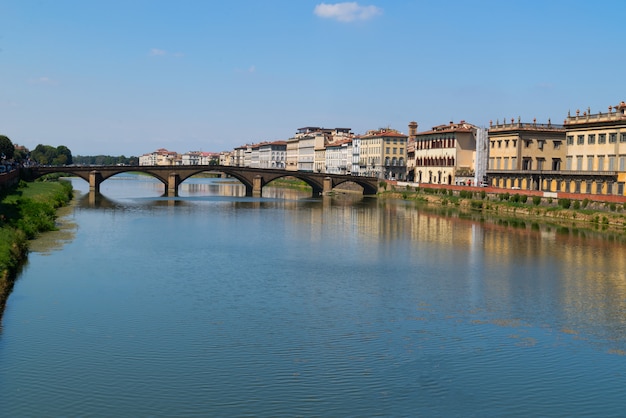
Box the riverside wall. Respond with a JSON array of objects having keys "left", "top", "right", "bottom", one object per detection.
[
  {"left": 0, "top": 169, "right": 20, "bottom": 191},
  {"left": 390, "top": 181, "right": 626, "bottom": 204}
]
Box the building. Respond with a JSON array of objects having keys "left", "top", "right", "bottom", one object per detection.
[
  {"left": 359, "top": 129, "right": 407, "bottom": 180},
  {"left": 562, "top": 101, "right": 626, "bottom": 194},
  {"left": 258, "top": 141, "right": 287, "bottom": 169},
  {"left": 487, "top": 118, "right": 566, "bottom": 190},
  {"left": 325, "top": 139, "right": 352, "bottom": 175},
  {"left": 409, "top": 121, "right": 477, "bottom": 185},
  {"left": 139, "top": 148, "right": 178, "bottom": 166}
]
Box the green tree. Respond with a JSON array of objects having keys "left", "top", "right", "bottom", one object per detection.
[
  {"left": 31, "top": 144, "right": 73, "bottom": 166},
  {"left": 0, "top": 135, "right": 15, "bottom": 160}
]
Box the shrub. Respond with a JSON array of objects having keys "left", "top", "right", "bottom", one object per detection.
[
  {"left": 470, "top": 200, "right": 483, "bottom": 209},
  {"left": 480, "top": 190, "right": 486, "bottom": 200},
  {"left": 520, "top": 195, "right": 528, "bottom": 203},
  {"left": 573, "top": 200, "right": 581, "bottom": 210},
  {"left": 532, "top": 196, "right": 541, "bottom": 206},
  {"left": 558, "top": 198, "right": 571, "bottom": 209},
  {"left": 582, "top": 198, "right": 590, "bottom": 208},
  {"left": 610, "top": 203, "right": 617, "bottom": 212}
]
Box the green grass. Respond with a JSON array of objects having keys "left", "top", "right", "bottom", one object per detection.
[{"left": 1, "top": 179, "right": 73, "bottom": 283}]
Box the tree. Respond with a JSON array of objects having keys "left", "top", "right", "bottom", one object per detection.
[
  {"left": 30, "top": 144, "right": 73, "bottom": 166},
  {"left": 0, "top": 135, "right": 15, "bottom": 160}
]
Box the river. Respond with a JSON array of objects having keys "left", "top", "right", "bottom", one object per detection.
[{"left": 1, "top": 174, "right": 625, "bottom": 417}]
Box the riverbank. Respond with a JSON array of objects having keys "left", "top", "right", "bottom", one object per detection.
[
  {"left": 379, "top": 184, "right": 626, "bottom": 234},
  {"left": 0, "top": 179, "right": 73, "bottom": 316}
]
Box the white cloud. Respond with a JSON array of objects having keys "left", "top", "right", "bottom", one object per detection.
[
  {"left": 150, "top": 48, "right": 167, "bottom": 56},
  {"left": 235, "top": 65, "right": 256, "bottom": 74},
  {"left": 314, "top": 2, "right": 382, "bottom": 22},
  {"left": 28, "top": 76, "right": 58, "bottom": 85}
]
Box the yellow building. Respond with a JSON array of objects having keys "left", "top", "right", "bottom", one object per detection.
[
  {"left": 359, "top": 129, "right": 407, "bottom": 180},
  {"left": 563, "top": 101, "right": 626, "bottom": 195},
  {"left": 487, "top": 118, "right": 566, "bottom": 190},
  {"left": 409, "top": 121, "right": 477, "bottom": 185}
]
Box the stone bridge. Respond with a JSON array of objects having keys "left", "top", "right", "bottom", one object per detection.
[{"left": 22, "top": 165, "right": 380, "bottom": 197}]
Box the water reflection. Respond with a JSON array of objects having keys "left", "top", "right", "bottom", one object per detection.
[{"left": 68, "top": 175, "right": 626, "bottom": 349}]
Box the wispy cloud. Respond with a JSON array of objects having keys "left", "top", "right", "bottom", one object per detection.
[
  {"left": 235, "top": 65, "right": 256, "bottom": 74},
  {"left": 28, "top": 76, "right": 58, "bottom": 85},
  {"left": 149, "top": 48, "right": 184, "bottom": 57},
  {"left": 149, "top": 48, "right": 167, "bottom": 56},
  {"left": 314, "top": 2, "right": 382, "bottom": 22}
]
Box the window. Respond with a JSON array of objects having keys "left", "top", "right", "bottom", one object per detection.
[
  {"left": 498, "top": 140, "right": 502, "bottom": 148},
  {"left": 512, "top": 140, "right": 517, "bottom": 147},
  {"left": 621, "top": 133, "right": 626, "bottom": 143},
  {"left": 538, "top": 140, "right": 544, "bottom": 150},
  {"left": 496, "top": 158, "right": 501, "bottom": 169},
  {"left": 491, "top": 141, "right": 495, "bottom": 148},
  {"left": 566, "top": 156, "right": 573, "bottom": 170},
  {"left": 610, "top": 133, "right": 618, "bottom": 143},
  {"left": 609, "top": 155, "right": 616, "bottom": 171},
  {"left": 598, "top": 155, "right": 605, "bottom": 171},
  {"left": 577, "top": 135, "right": 585, "bottom": 145},
  {"left": 587, "top": 156, "right": 594, "bottom": 170},
  {"left": 588, "top": 134, "right": 595, "bottom": 144},
  {"left": 386, "top": 147, "right": 390, "bottom": 154},
  {"left": 525, "top": 140, "right": 532, "bottom": 148},
  {"left": 489, "top": 157, "right": 494, "bottom": 169},
  {"left": 553, "top": 141, "right": 562, "bottom": 149},
  {"left": 504, "top": 157, "right": 509, "bottom": 170},
  {"left": 537, "top": 158, "right": 545, "bottom": 170},
  {"left": 511, "top": 157, "right": 517, "bottom": 168},
  {"left": 599, "top": 133, "right": 606, "bottom": 144},
  {"left": 620, "top": 156, "right": 626, "bottom": 171},
  {"left": 567, "top": 135, "right": 574, "bottom": 145},
  {"left": 505, "top": 140, "right": 509, "bottom": 148},
  {"left": 399, "top": 148, "right": 404, "bottom": 155},
  {"left": 576, "top": 156, "right": 583, "bottom": 170},
  {"left": 392, "top": 148, "right": 397, "bottom": 154},
  {"left": 552, "top": 158, "right": 561, "bottom": 171},
  {"left": 522, "top": 158, "right": 532, "bottom": 170}
]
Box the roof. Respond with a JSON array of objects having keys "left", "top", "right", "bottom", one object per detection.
[{"left": 360, "top": 129, "right": 408, "bottom": 139}]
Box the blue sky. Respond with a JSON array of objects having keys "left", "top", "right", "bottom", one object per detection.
[{"left": 1, "top": 0, "right": 624, "bottom": 157}]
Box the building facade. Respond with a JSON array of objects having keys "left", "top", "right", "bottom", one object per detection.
[
  {"left": 487, "top": 118, "right": 566, "bottom": 189},
  {"left": 325, "top": 139, "right": 352, "bottom": 175},
  {"left": 409, "top": 121, "right": 477, "bottom": 185},
  {"left": 258, "top": 141, "right": 287, "bottom": 169},
  {"left": 359, "top": 129, "right": 407, "bottom": 180},
  {"left": 562, "top": 101, "right": 626, "bottom": 194}
]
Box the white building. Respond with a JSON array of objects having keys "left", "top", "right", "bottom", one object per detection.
[
  {"left": 326, "top": 139, "right": 352, "bottom": 175},
  {"left": 259, "top": 141, "right": 287, "bottom": 168}
]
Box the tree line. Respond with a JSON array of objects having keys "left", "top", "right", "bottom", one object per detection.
[{"left": 1, "top": 134, "right": 137, "bottom": 167}]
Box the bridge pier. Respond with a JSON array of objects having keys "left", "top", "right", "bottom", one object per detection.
[
  {"left": 252, "top": 175, "right": 263, "bottom": 197},
  {"left": 167, "top": 173, "right": 181, "bottom": 197},
  {"left": 323, "top": 177, "right": 333, "bottom": 195},
  {"left": 89, "top": 170, "right": 103, "bottom": 193}
]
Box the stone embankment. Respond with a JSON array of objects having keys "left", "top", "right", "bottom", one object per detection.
[{"left": 382, "top": 181, "right": 626, "bottom": 230}]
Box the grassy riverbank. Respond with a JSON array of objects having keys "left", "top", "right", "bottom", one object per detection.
[
  {"left": 379, "top": 185, "right": 626, "bottom": 234},
  {"left": 0, "top": 179, "right": 73, "bottom": 314}
]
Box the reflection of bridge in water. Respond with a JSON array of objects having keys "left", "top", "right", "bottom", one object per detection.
[{"left": 23, "top": 165, "right": 380, "bottom": 197}]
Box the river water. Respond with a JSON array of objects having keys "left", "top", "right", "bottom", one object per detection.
[{"left": 1, "top": 174, "right": 625, "bottom": 417}]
